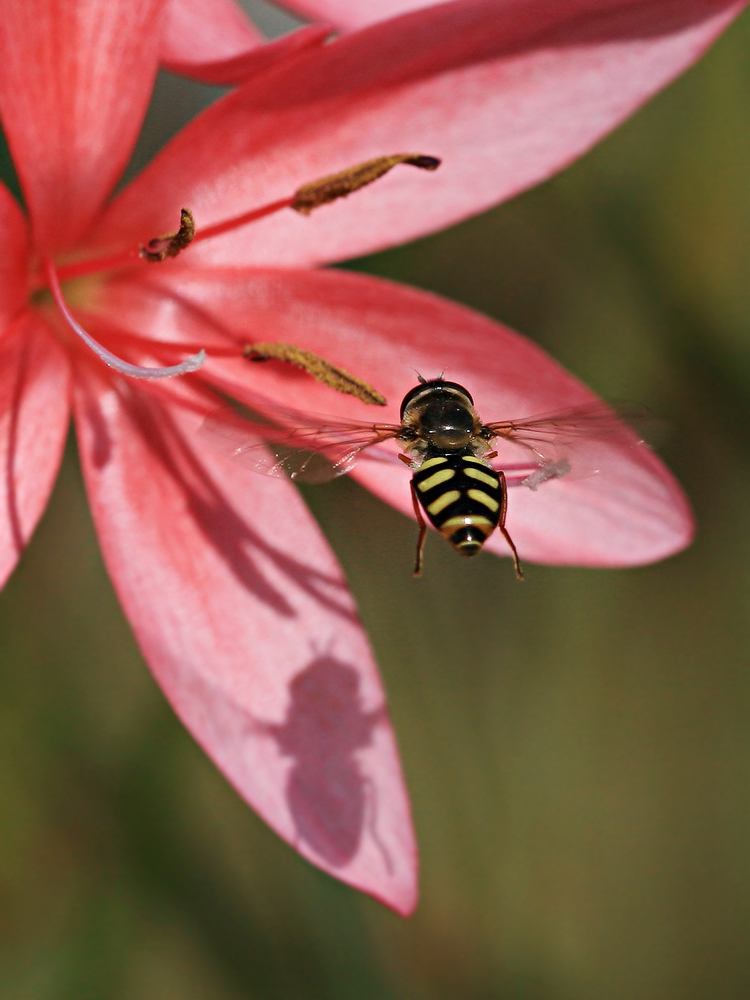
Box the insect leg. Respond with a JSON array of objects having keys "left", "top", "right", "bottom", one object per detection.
[
  {"left": 410, "top": 479, "right": 427, "bottom": 577},
  {"left": 498, "top": 470, "right": 524, "bottom": 581}
]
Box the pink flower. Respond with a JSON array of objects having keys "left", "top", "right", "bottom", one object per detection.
[{"left": 0, "top": 0, "right": 739, "bottom": 914}]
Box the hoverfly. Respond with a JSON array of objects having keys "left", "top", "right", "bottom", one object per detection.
[{"left": 203, "top": 377, "right": 637, "bottom": 577}]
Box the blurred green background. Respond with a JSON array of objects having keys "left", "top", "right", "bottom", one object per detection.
[{"left": 1, "top": 5, "right": 750, "bottom": 999}]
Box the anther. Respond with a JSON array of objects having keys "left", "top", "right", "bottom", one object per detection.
[
  {"left": 243, "top": 341, "right": 386, "bottom": 405},
  {"left": 292, "top": 154, "right": 441, "bottom": 214},
  {"left": 44, "top": 260, "right": 206, "bottom": 380},
  {"left": 140, "top": 207, "right": 196, "bottom": 262}
]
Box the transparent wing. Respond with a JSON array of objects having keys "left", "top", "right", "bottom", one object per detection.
[
  {"left": 200, "top": 405, "right": 402, "bottom": 484},
  {"left": 485, "top": 402, "right": 649, "bottom": 486}
]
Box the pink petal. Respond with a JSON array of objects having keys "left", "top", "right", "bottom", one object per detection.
[
  {"left": 275, "top": 0, "right": 427, "bottom": 31},
  {"left": 92, "top": 265, "right": 693, "bottom": 568},
  {"left": 163, "top": 24, "right": 332, "bottom": 86},
  {"left": 0, "top": 181, "right": 32, "bottom": 326},
  {"left": 0, "top": 313, "right": 72, "bottom": 589},
  {"left": 160, "top": 0, "right": 330, "bottom": 86},
  {"left": 73, "top": 369, "right": 417, "bottom": 913},
  {"left": 0, "top": 0, "right": 164, "bottom": 255},
  {"left": 86, "top": 0, "right": 741, "bottom": 268},
  {"left": 160, "top": 0, "right": 264, "bottom": 75}
]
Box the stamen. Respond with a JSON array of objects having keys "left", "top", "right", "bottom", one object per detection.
[
  {"left": 244, "top": 341, "right": 386, "bottom": 405},
  {"left": 53, "top": 201, "right": 293, "bottom": 282},
  {"left": 140, "top": 208, "right": 196, "bottom": 262},
  {"left": 292, "top": 154, "right": 441, "bottom": 214},
  {"left": 44, "top": 259, "right": 206, "bottom": 380},
  {"left": 55, "top": 155, "right": 440, "bottom": 282},
  {"left": 191, "top": 197, "right": 294, "bottom": 245}
]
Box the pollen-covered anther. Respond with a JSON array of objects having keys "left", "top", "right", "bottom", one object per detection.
[
  {"left": 292, "top": 154, "right": 441, "bottom": 215},
  {"left": 243, "top": 341, "right": 386, "bottom": 405},
  {"left": 140, "top": 207, "right": 196, "bottom": 262}
]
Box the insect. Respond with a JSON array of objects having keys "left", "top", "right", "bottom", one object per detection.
[
  {"left": 396, "top": 378, "right": 524, "bottom": 577},
  {"left": 203, "top": 377, "right": 633, "bottom": 577}
]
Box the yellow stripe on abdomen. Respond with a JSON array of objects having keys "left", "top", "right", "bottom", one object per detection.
[
  {"left": 467, "top": 488, "right": 500, "bottom": 512},
  {"left": 464, "top": 466, "right": 498, "bottom": 488},
  {"left": 417, "top": 467, "right": 456, "bottom": 492},
  {"left": 420, "top": 456, "right": 448, "bottom": 470},
  {"left": 440, "top": 513, "right": 495, "bottom": 534},
  {"left": 427, "top": 490, "right": 461, "bottom": 516}
]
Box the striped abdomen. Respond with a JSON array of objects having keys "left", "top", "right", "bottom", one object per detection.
[{"left": 412, "top": 453, "right": 503, "bottom": 557}]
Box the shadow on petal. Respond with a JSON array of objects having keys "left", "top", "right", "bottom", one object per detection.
[
  {"left": 252, "top": 653, "right": 390, "bottom": 870},
  {"left": 118, "top": 384, "right": 361, "bottom": 622}
]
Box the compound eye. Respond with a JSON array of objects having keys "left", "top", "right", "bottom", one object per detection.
[{"left": 400, "top": 379, "right": 473, "bottom": 418}]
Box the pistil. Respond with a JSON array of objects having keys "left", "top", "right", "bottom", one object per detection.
[{"left": 44, "top": 259, "right": 206, "bottom": 380}]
